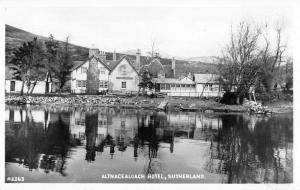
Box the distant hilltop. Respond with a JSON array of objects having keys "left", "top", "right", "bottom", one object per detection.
[
  {"left": 121, "top": 49, "right": 220, "bottom": 64},
  {"left": 5, "top": 24, "right": 219, "bottom": 77},
  {"left": 185, "top": 56, "right": 220, "bottom": 64}
]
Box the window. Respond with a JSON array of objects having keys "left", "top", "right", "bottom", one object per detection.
[
  {"left": 120, "top": 65, "right": 126, "bottom": 75},
  {"left": 99, "top": 81, "right": 108, "bottom": 88},
  {"left": 75, "top": 118, "right": 85, "bottom": 126},
  {"left": 77, "top": 80, "right": 86, "bottom": 87},
  {"left": 122, "top": 82, "right": 126, "bottom": 88},
  {"left": 161, "top": 84, "right": 166, "bottom": 90},
  {"left": 100, "top": 68, "right": 106, "bottom": 75},
  {"left": 166, "top": 84, "right": 171, "bottom": 90},
  {"left": 81, "top": 67, "right": 87, "bottom": 74},
  {"left": 171, "top": 84, "right": 175, "bottom": 88},
  {"left": 121, "top": 121, "right": 125, "bottom": 128},
  {"left": 99, "top": 81, "right": 104, "bottom": 88},
  {"left": 176, "top": 84, "right": 180, "bottom": 88}
]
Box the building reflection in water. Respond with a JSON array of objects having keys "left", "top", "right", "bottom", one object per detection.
[{"left": 5, "top": 105, "right": 293, "bottom": 183}]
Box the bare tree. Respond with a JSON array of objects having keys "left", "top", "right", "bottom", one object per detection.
[
  {"left": 136, "top": 39, "right": 161, "bottom": 97},
  {"left": 219, "top": 22, "right": 262, "bottom": 104},
  {"left": 259, "top": 23, "right": 287, "bottom": 92}
]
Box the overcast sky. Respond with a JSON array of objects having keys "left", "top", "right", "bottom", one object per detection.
[{"left": 3, "top": 2, "right": 293, "bottom": 58}]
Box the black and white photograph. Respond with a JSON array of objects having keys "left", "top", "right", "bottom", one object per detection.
[{"left": 0, "top": 0, "right": 298, "bottom": 188}]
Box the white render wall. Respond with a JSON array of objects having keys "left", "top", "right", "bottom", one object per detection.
[
  {"left": 71, "top": 58, "right": 110, "bottom": 94},
  {"left": 109, "top": 58, "right": 139, "bottom": 92},
  {"left": 5, "top": 80, "right": 51, "bottom": 94}
]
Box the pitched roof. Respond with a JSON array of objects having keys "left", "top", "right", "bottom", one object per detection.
[
  {"left": 109, "top": 55, "right": 139, "bottom": 75},
  {"left": 71, "top": 55, "right": 111, "bottom": 71},
  {"left": 194, "top": 73, "right": 220, "bottom": 84},
  {"left": 140, "top": 58, "right": 166, "bottom": 77}
]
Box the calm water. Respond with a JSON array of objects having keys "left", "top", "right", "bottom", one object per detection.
[{"left": 5, "top": 105, "right": 293, "bottom": 183}]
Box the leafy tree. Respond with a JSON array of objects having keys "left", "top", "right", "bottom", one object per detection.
[
  {"left": 137, "top": 69, "right": 154, "bottom": 96},
  {"left": 27, "top": 38, "right": 46, "bottom": 94},
  {"left": 9, "top": 37, "right": 46, "bottom": 95},
  {"left": 49, "top": 35, "right": 73, "bottom": 93},
  {"left": 45, "top": 34, "right": 59, "bottom": 68}
]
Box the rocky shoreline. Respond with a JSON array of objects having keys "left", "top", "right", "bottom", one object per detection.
[{"left": 5, "top": 94, "right": 293, "bottom": 114}]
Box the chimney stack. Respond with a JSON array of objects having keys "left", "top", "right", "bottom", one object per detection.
[
  {"left": 113, "top": 49, "right": 117, "bottom": 61},
  {"left": 136, "top": 49, "right": 141, "bottom": 71},
  {"left": 89, "top": 48, "right": 100, "bottom": 59},
  {"left": 172, "top": 57, "right": 176, "bottom": 78}
]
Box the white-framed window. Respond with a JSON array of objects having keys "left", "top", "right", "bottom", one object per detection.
[
  {"left": 121, "top": 120, "right": 125, "bottom": 128},
  {"left": 120, "top": 65, "right": 126, "bottom": 75},
  {"left": 99, "top": 80, "right": 108, "bottom": 88},
  {"left": 100, "top": 67, "right": 106, "bottom": 75},
  {"left": 81, "top": 67, "right": 87, "bottom": 74},
  {"left": 75, "top": 118, "right": 85, "bottom": 126},
  {"left": 99, "top": 81, "right": 104, "bottom": 88},
  {"left": 166, "top": 84, "right": 171, "bottom": 90},
  {"left": 122, "top": 81, "right": 126, "bottom": 89},
  {"left": 77, "top": 80, "right": 86, "bottom": 87}
]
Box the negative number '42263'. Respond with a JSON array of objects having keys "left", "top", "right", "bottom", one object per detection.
[{"left": 6, "top": 176, "right": 24, "bottom": 182}]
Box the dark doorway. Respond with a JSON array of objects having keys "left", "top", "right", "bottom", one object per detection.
[
  {"left": 154, "top": 83, "right": 160, "bottom": 92},
  {"left": 46, "top": 82, "right": 49, "bottom": 93},
  {"left": 10, "top": 81, "right": 15, "bottom": 92}
]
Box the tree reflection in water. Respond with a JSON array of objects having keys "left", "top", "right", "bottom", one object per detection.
[
  {"left": 5, "top": 106, "right": 293, "bottom": 183},
  {"left": 205, "top": 114, "right": 293, "bottom": 183},
  {"left": 5, "top": 107, "right": 77, "bottom": 176}
]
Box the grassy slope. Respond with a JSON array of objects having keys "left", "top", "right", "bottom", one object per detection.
[{"left": 5, "top": 24, "right": 89, "bottom": 65}]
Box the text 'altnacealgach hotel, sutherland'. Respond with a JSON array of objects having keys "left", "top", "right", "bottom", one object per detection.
[{"left": 70, "top": 48, "right": 223, "bottom": 97}]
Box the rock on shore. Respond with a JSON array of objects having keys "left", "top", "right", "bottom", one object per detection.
[{"left": 5, "top": 95, "right": 160, "bottom": 108}]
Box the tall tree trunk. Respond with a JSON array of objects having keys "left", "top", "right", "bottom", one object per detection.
[
  {"left": 20, "top": 80, "right": 25, "bottom": 96},
  {"left": 236, "top": 96, "right": 241, "bottom": 105},
  {"left": 142, "top": 87, "right": 146, "bottom": 96}
]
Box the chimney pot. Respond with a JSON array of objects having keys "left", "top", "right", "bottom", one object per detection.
[
  {"left": 172, "top": 57, "right": 176, "bottom": 78},
  {"left": 136, "top": 49, "right": 141, "bottom": 71},
  {"left": 113, "top": 49, "right": 117, "bottom": 61}
]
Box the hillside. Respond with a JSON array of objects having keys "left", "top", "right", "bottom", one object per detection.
[
  {"left": 5, "top": 24, "right": 218, "bottom": 79},
  {"left": 5, "top": 24, "right": 89, "bottom": 65}
]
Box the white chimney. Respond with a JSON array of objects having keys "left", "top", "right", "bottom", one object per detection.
[
  {"left": 113, "top": 49, "right": 117, "bottom": 61},
  {"left": 136, "top": 49, "right": 141, "bottom": 71},
  {"left": 172, "top": 57, "right": 176, "bottom": 78}
]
